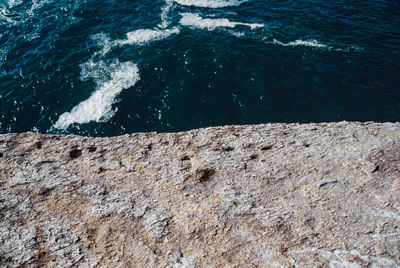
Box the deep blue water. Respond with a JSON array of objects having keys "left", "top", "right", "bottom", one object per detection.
[{"left": 0, "top": 0, "right": 399, "bottom": 136}]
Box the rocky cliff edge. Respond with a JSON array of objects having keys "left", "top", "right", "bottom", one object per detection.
[{"left": 1, "top": 122, "right": 400, "bottom": 267}]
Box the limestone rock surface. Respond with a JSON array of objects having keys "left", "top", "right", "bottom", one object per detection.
[{"left": 0, "top": 122, "right": 400, "bottom": 267}]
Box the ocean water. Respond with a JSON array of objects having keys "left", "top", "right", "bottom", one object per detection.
[{"left": 0, "top": 0, "right": 399, "bottom": 136}]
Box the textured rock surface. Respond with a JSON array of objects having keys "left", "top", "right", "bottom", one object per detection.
[{"left": 1, "top": 122, "right": 400, "bottom": 267}]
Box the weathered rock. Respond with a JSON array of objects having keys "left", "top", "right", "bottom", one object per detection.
[{"left": 0, "top": 122, "right": 399, "bottom": 267}]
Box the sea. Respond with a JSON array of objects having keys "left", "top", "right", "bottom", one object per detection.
[{"left": 0, "top": 0, "right": 399, "bottom": 136}]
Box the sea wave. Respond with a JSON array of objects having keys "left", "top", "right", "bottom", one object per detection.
[
  {"left": 272, "top": 39, "right": 327, "bottom": 48},
  {"left": 173, "top": 0, "right": 246, "bottom": 8},
  {"left": 159, "top": 0, "right": 174, "bottom": 28},
  {"left": 4, "top": 0, "right": 23, "bottom": 9},
  {"left": 91, "top": 27, "right": 181, "bottom": 57},
  {"left": 54, "top": 61, "right": 140, "bottom": 130},
  {"left": 180, "top": 12, "right": 264, "bottom": 30},
  {"left": 53, "top": 0, "right": 365, "bottom": 133},
  {"left": 0, "top": 0, "right": 70, "bottom": 25},
  {"left": 55, "top": 24, "right": 181, "bottom": 130},
  {"left": 270, "top": 38, "right": 364, "bottom": 52},
  {"left": 115, "top": 27, "right": 181, "bottom": 46}
]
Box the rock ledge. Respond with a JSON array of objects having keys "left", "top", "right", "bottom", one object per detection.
[{"left": 1, "top": 122, "right": 400, "bottom": 267}]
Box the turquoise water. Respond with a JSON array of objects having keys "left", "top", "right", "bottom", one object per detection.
[{"left": 0, "top": 0, "right": 399, "bottom": 136}]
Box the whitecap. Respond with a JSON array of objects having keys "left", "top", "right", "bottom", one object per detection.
[
  {"left": 180, "top": 13, "right": 264, "bottom": 30},
  {"left": 80, "top": 59, "right": 111, "bottom": 84},
  {"left": 158, "top": 0, "right": 174, "bottom": 29},
  {"left": 27, "top": 0, "right": 51, "bottom": 16},
  {"left": 0, "top": 5, "right": 18, "bottom": 25},
  {"left": 1, "top": 0, "right": 82, "bottom": 29},
  {"left": 6, "top": 0, "right": 23, "bottom": 9},
  {"left": 54, "top": 25, "right": 180, "bottom": 130},
  {"left": 270, "top": 38, "right": 365, "bottom": 52},
  {"left": 115, "top": 27, "right": 180, "bottom": 46},
  {"left": 227, "top": 30, "right": 245, "bottom": 37},
  {"left": 272, "top": 39, "right": 327, "bottom": 48},
  {"left": 90, "top": 28, "right": 180, "bottom": 57},
  {"left": 91, "top": 33, "right": 113, "bottom": 55},
  {"left": 1, "top": 0, "right": 48, "bottom": 24},
  {"left": 54, "top": 61, "right": 140, "bottom": 130},
  {"left": 0, "top": 43, "right": 10, "bottom": 70},
  {"left": 174, "top": 0, "right": 246, "bottom": 8}
]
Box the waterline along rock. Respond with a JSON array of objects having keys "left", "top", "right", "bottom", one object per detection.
[{"left": 0, "top": 122, "right": 399, "bottom": 267}]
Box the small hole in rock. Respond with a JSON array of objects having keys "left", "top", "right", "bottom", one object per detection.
[
  {"left": 69, "top": 149, "right": 82, "bottom": 159},
  {"left": 98, "top": 167, "right": 105, "bottom": 173},
  {"left": 305, "top": 218, "right": 316, "bottom": 228},
  {"left": 303, "top": 144, "right": 310, "bottom": 148},
  {"left": 0, "top": 152, "right": 3, "bottom": 158},
  {"left": 181, "top": 155, "right": 190, "bottom": 161},
  {"left": 250, "top": 154, "right": 258, "bottom": 160},
  {"left": 88, "top": 146, "right": 97, "bottom": 153},
  {"left": 261, "top": 145, "right": 273, "bottom": 151},
  {"left": 222, "top": 146, "right": 234, "bottom": 152},
  {"left": 372, "top": 165, "right": 379, "bottom": 173},
  {"left": 40, "top": 188, "right": 52, "bottom": 196},
  {"left": 198, "top": 168, "right": 215, "bottom": 183},
  {"left": 36, "top": 141, "right": 42, "bottom": 149}
]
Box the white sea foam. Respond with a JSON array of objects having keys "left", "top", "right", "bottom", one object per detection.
[
  {"left": 55, "top": 25, "right": 181, "bottom": 129},
  {"left": 174, "top": 0, "right": 246, "bottom": 8},
  {"left": 0, "top": 5, "right": 18, "bottom": 24},
  {"left": 90, "top": 28, "right": 180, "bottom": 57},
  {"left": 1, "top": 0, "right": 49, "bottom": 23},
  {"left": 80, "top": 59, "right": 111, "bottom": 84},
  {"left": 115, "top": 27, "right": 180, "bottom": 46},
  {"left": 270, "top": 38, "right": 364, "bottom": 52},
  {"left": 0, "top": 47, "right": 7, "bottom": 69},
  {"left": 91, "top": 33, "right": 113, "bottom": 55},
  {"left": 54, "top": 61, "right": 140, "bottom": 130},
  {"left": 1, "top": 0, "right": 80, "bottom": 28},
  {"left": 158, "top": 0, "right": 174, "bottom": 29},
  {"left": 180, "top": 13, "right": 264, "bottom": 30},
  {"left": 6, "top": 0, "right": 23, "bottom": 9},
  {"left": 272, "top": 39, "right": 327, "bottom": 48},
  {"left": 0, "top": 48, "right": 7, "bottom": 63},
  {"left": 0, "top": 41, "right": 11, "bottom": 71},
  {"left": 27, "top": 0, "right": 53, "bottom": 16},
  {"left": 227, "top": 30, "right": 245, "bottom": 37}
]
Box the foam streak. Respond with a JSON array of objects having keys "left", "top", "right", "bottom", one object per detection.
[
  {"left": 180, "top": 13, "right": 264, "bottom": 30},
  {"left": 174, "top": 0, "right": 246, "bottom": 8},
  {"left": 54, "top": 61, "right": 140, "bottom": 129},
  {"left": 272, "top": 39, "right": 327, "bottom": 48},
  {"left": 115, "top": 27, "right": 180, "bottom": 46},
  {"left": 159, "top": 0, "right": 174, "bottom": 28}
]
